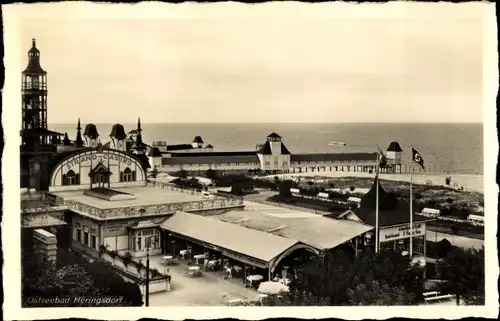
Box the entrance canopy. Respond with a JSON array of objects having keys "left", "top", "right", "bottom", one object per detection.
[{"left": 160, "top": 211, "right": 300, "bottom": 268}]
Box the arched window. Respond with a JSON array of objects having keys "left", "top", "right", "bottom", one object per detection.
[
  {"left": 120, "top": 167, "right": 136, "bottom": 182},
  {"left": 62, "top": 170, "right": 80, "bottom": 186}
]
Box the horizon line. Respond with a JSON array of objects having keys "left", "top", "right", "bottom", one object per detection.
[{"left": 48, "top": 121, "right": 484, "bottom": 125}]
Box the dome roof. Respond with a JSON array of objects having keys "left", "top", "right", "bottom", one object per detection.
[
  {"left": 23, "top": 39, "right": 46, "bottom": 74},
  {"left": 193, "top": 136, "right": 204, "bottom": 144},
  {"left": 83, "top": 123, "right": 99, "bottom": 139},
  {"left": 109, "top": 124, "right": 127, "bottom": 140}
]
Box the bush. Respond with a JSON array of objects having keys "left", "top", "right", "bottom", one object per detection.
[
  {"left": 108, "top": 250, "right": 118, "bottom": 259},
  {"left": 121, "top": 251, "right": 133, "bottom": 267}
]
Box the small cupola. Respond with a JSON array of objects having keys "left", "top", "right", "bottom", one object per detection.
[
  {"left": 83, "top": 123, "right": 99, "bottom": 148},
  {"left": 109, "top": 124, "right": 127, "bottom": 151},
  {"left": 192, "top": 136, "right": 204, "bottom": 148},
  {"left": 23, "top": 38, "right": 46, "bottom": 74}
]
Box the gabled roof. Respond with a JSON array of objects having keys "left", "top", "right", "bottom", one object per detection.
[
  {"left": 215, "top": 210, "right": 373, "bottom": 251},
  {"left": 89, "top": 162, "right": 112, "bottom": 176},
  {"left": 257, "top": 141, "right": 291, "bottom": 155},
  {"left": 267, "top": 132, "right": 282, "bottom": 139},
  {"left": 350, "top": 177, "right": 433, "bottom": 227},
  {"left": 258, "top": 141, "right": 272, "bottom": 155},
  {"left": 387, "top": 142, "right": 403, "bottom": 152},
  {"left": 147, "top": 147, "right": 162, "bottom": 157},
  {"left": 160, "top": 211, "right": 299, "bottom": 263},
  {"left": 291, "top": 152, "right": 378, "bottom": 162}
]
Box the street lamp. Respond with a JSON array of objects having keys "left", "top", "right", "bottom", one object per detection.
[
  {"left": 144, "top": 235, "right": 155, "bottom": 307},
  {"left": 329, "top": 142, "right": 382, "bottom": 253}
]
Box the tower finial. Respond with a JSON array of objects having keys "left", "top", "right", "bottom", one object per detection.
[
  {"left": 32, "top": 38, "right": 36, "bottom": 47},
  {"left": 137, "top": 117, "right": 142, "bottom": 133},
  {"left": 77, "top": 118, "right": 81, "bottom": 130}
]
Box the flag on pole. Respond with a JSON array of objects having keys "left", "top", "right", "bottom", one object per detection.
[
  {"left": 377, "top": 146, "right": 387, "bottom": 168},
  {"left": 411, "top": 148, "right": 425, "bottom": 169}
]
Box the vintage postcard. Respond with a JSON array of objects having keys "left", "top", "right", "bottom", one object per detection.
[{"left": 2, "top": 1, "right": 498, "bottom": 320}]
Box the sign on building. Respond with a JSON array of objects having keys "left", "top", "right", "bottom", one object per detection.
[{"left": 380, "top": 222, "right": 426, "bottom": 242}]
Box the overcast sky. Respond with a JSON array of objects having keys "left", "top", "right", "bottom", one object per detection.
[{"left": 11, "top": 2, "right": 492, "bottom": 123}]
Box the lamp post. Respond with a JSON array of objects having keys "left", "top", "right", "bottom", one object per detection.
[
  {"left": 144, "top": 235, "right": 155, "bottom": 307},
  {"left": 331, "top": 142, "right": 382, "bottom": 253}
]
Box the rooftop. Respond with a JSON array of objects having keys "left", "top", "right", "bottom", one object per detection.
[
  {"left": 50, "top": 182, "right": 245, "bottom": 220},
  {"left": 51, "top": 185, "right": 204, "bottom": 209},
  {"left": 161, "top": 211, "right": 299, "bottom": 263},
  {"left": 212, "top": 210, "right": 373, "bottom": 251}
]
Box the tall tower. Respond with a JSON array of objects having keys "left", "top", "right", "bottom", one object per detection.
[
  {"left": 21, "top": 38, "right": 48, "bottom": 146},
  {"left": 20, "top": 39, "right": 62, "bottom": 190}
]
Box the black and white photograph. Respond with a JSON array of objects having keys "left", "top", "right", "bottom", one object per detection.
[{"left": 2, "top": 1, "right": 498, "bottom": 320}]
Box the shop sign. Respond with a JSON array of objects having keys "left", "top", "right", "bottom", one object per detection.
[
  {"left": 65, "top": 151, "right": 133, "bottom": 171},
  {"left": 380, "top": 223, "right": 425, "bottom": 242}
]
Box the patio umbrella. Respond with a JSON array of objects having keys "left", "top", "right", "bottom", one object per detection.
[
  {"left": 221, "top": 292, "right": 248, "bottom": 306},
  {"left": 257, "top": 281, "right": 289, "bottom": 295}
]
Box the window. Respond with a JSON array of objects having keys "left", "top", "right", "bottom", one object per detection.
[
  {"left": 121, "top": 167, "right": 133, "bottom": 182},
  {"left": 83, "top": 227, "right": 89, "bottom": 246},
  {"left": 76, "top": 222, "right": 82, "bottom": 242},
  {"left": 132, "top": 228, "right": 160, "bottom": 251},
  {"left": 62, "top": 170, "right": 80, "bottom": 186},
  {"left": 91, "top": 174, "right": 108, "bottom": 184},
  {"left": 91, "top": 228, "right": 97, "bottom": 249},
  {"left": 32, "top": 76, "right": 39, "bottom": 90}
]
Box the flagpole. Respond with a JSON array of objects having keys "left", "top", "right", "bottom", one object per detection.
[
  {"left": 409, "top": 145, "right": 413, "bottom": 258},
  {"left": 375, "top": 146, "right": 380, "bottom": 254}
]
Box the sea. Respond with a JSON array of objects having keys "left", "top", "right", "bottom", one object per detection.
[{"left": 51, "top": 123, "right": 483, "bottom": 175}]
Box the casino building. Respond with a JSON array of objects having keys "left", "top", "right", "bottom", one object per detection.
[{"left": 20, "top": 39, "right": 431, "bottom": 277}]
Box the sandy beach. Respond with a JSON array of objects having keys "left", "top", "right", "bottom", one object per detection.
[{"left": 270, "top": 172, "right": 484, "bottom": 194}]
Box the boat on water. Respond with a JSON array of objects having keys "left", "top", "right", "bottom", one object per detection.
[{"left": 328, "top": 141, "right": 347, "bottom": 146}]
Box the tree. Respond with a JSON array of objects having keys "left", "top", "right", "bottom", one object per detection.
[
  {"left": 437, "top": 246, "right": 484, "bottom": 305},
  {"left": 290, "top": 248, "right": 420, "bottom": 306},
  {"left": 177, "top": 169, "right": 188, "bottom": 179},
  {"left": 347, "top": 280, "right": 416, "bottom": 305},
  {"left": 149, "top": 166, "right": 159, "bottom": 179},
  {"left": 205, "top": 168, "right": 217, "bottom": 181},
  {"left": 278, "top": 180, "right": 293, "bottom": 198},
  {"left": 22, "top": 250, "right": 143, "bottom": 307}
]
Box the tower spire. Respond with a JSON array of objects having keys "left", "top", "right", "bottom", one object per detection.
[
  {"left": 75, "top": 118, "right": 84, "bottom": 147},
  {"left": 137, "top": 117, "right": 142, "bottom": 133}
]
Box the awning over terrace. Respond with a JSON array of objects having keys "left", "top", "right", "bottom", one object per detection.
[{"left": 159, "top": 211, "right": 300, "bottom": 269}]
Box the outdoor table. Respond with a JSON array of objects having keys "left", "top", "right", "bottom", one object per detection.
[
  {"left": 246, "top": 274, "right": 263, "bottom": 286},
  {"left": 193, "top": 254, "right": 205, "bottom": 264},
  {"left": 162, "top": 255, "right": 173, "bottom": 265},
  {"left": 179, "top": 249, "right": 190, "bottom": 259},
  {"left": 188, "top": 266, "right": 201, "bottom": 277},
  {"left": 280, "top": 278, "right": 291, "bottom": 285},
  {"left": 207, "top": 260, "right": 218, "bottom": 270}
]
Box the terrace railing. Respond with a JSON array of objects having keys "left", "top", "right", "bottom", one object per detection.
[{"left": 61, "top": 195, "right": 244, "bottom": 220}]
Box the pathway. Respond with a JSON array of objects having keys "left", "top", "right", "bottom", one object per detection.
[
  {"left": 426, "top": 230, "right": 484, "bottom": 250},
  {"left": 136, "top": 255, "right": 261, "bottom": 306}
]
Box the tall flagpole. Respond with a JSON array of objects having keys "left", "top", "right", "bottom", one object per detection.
[
  {"left": 409, "top": 145, "right": 414, "bottom": 258},
  {"left": 375, "top": 146, "right": 380, "bottom": 254}
]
